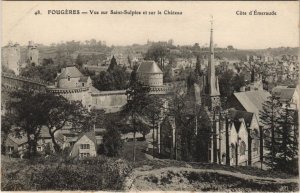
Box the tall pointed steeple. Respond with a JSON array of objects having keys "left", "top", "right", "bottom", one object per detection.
[{"left": 208, "top": 16, "right": 220, "bottom": 97}]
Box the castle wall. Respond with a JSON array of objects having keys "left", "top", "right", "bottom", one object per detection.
[
  {"left": 48, "top": 87, "right": 92, "bottom": 109},
  {"left": 91, "top": 91, "right": 127, "bottom": 112}
]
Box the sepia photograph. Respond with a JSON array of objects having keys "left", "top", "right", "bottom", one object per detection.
[{"left": 1, "top": 1, "right": 299, "bottom": 192}]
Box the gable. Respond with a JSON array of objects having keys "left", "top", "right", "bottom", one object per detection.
[
  {"left": 238, "top": 120, "right": 248, "bottom": 142},
  {"left": 76, "top": 135, "right": 94, "bottom": 146},
  {"left": 232, "top": 90, "right": 270, "bottom": 124},
  {"left": 250, "top": 114, "right": 260, "bottom": 130}
]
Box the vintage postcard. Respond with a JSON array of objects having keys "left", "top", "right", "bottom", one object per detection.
[{"left": 1, "top": 1, "right": 299, "bottom": 192}]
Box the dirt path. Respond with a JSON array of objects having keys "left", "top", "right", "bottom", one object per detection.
[{"left": 124, "top": 166, "right": 299, "bottom": 191}]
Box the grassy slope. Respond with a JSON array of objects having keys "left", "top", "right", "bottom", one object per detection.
[
  {"left": 2, "top": 141, "right": 299, "bottom": 191},
  {"left": 129, "top": 159, "right": 299, "bottom": 191}
]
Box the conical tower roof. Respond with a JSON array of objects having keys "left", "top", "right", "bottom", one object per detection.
[{"left": 137, "top": 60, "right": 163, "bottom": 74}]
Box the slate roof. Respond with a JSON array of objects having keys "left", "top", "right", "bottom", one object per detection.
[
  {"left": 56, "top": 66, "right": 84, "bottom": 80},
  {"left": 233, "top": 90, "right": 270, "bottom": 123},
  {"left": 8, "top": 135, "right": 27, "bottom": 145},
  {"left": 137, "top": 60, "right": 163, "bottom": 74},
  {"left": 272, "top": 86, "right": 295, "bottom": 101},
  {"left": 7, "top": 126, "right": 51, "bottom": 146},
  {"left": 228, "top": 109, "right": 254, "bottom": 128}
]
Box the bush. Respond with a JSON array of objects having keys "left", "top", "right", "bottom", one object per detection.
[
  {"left": 2, "top": 156, "right": 132, "bottom": 191},
  {"left": 30, "top": 157, "right": 131, "bottom": 190}
]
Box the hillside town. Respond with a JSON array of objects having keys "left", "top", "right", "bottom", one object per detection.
[{"left": 1, "top": 22, "right": 299, "bottom": 191}]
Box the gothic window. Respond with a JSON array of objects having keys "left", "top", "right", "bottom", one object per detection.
[
  {"left": 240, "top": 141, "right": 246, "bottom": 156},
  {"left": 253, "top": 139, "right": 259, "bottom": 153},
  {"left": 222, "top": 153, "right": 226, "bottom": 164},
  {"left": 252, "top": 129, "right": 259, "bottom": 153},
  {"left": 231, "top": 143, "right": 235, "bottom": 159}
]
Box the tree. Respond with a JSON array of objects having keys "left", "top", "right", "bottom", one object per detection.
[
  {"left": 143, "top": 95, "right": 165, "bottom": 156},
  {"left": 8, "top": 90, "right": 92, "bottom": 155},
  {"left": 195, "top": 56, "right": 203, "bottom": 77},
  {"left": 42, "top": 93, "right": 92, "bottom": 153},
  {"left": 110, "top": 65, "right": 129, "bottom": 90},
  {"left": 93, "top": 71, "right": 114, "bottom": 91},
  {"left": 75, "top": 54, "right": 84, "bottom": 67},
  {"left": 91, "top": 109, "right": 106, "bottom": 129},
  {"left": 227, "top": 45, "right": 234, "bottom": 50},
  {"left": 192, "top": 43, "right": 201, "bottom": 56},
  {"left": 194, "top": 106, "right": 212, "bottom": 162},
  {"left": 1, "top": 115, "right": 13, "bottom": 154},
  {"left": 20, "top": 63, "right": 62, "bottom": 83},
  {"left": 8, "top": 90, "right": 49, "bottom": 158},
  {"left": 107, "top": 56, "right": 117, "bottom": 72},
  {"left": 129, "top": 65, "right": 138, "bottom": 86},
  {"left": 121, "top": 81, "right": 151, "bottom": 161},
  {"left": 274, "top": 102, "right": 298, "bottom": 174},
  {"left": 145, "top": 43, "right": 168, "bottom": 70},
  {"left": 186, "top": 71, "right": 196, "bottom": 94},
  {"left": 167, "top": 91, "right": 198, "bottom": 161},
  {"left": 219, "top": 69, "right": 235, "bottom": 98},
  {"left": 103, "top": 122, "right": 123, "bottom": 157},
  {"left": 232, "top": 73, "right": 245, "bottom": 92},
  {"left": 259, "top": 95, "right": 281, "bottom": 169},
  {"left": 93, "top": 63, "right": 130, "bottom": 91}
]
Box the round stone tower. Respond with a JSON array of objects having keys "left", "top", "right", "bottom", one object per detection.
[{"left": 136, "top": 60, "right": 163, "bottom": 87}]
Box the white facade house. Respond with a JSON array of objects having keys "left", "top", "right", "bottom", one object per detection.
[{"left": 70, "top": 131, "right": 97, "bottom": 158}]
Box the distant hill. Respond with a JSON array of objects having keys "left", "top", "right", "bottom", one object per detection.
[{"left": 214, "top": 47, "right": 299, "bottom": 61}]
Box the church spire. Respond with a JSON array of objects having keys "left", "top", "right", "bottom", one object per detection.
[
  {"left": 210, "top": 17, "right": 214, "bottom": 55},
  {"left": 208, "top": 16, "right": 220, "bottom": 97}
]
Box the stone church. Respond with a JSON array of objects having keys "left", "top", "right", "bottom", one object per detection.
[{"left": 160, "top": 22, "right": 263, "bottom": 167}]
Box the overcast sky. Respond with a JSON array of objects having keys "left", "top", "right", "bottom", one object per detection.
[{"left": 2, "top": 1, "right": 299, "bottom": 49}]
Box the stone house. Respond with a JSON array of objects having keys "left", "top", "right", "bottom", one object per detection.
[
  {"left": 70, "top": 130, "right": 97, "bottom": 158},
  {"left": 272, "top": 85, "right": 299, "bottom": 110},
  {"left": 3, "top": 134, "right": 27, "bottom": 157}
]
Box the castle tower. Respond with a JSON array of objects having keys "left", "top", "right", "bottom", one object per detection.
[
  {"left": 204, "top": 18, "right": 221, "bottom": 110},
  {"left": 2, "top": 41, "right": 21, "bottom": 75},
  {"left": 136, "top": 60, "right": 163, "bottom": 87},
  {"left": 27, "top": 41, "right": 39, "bottom": 66}
]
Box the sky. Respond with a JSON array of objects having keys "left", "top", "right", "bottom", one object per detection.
[{"left": 2, "top": 1, "right": 299, "bottom": 49}]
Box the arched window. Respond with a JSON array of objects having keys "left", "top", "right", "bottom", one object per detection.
[
  {"left": 240, "top": 141, "right": 246, "bottom": 155},
  {"left": 222, "top": 153, "right": 226, "bottom": 164},
  {"left": 252, "top": 129, "right": 259, "bottom": 153}
]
